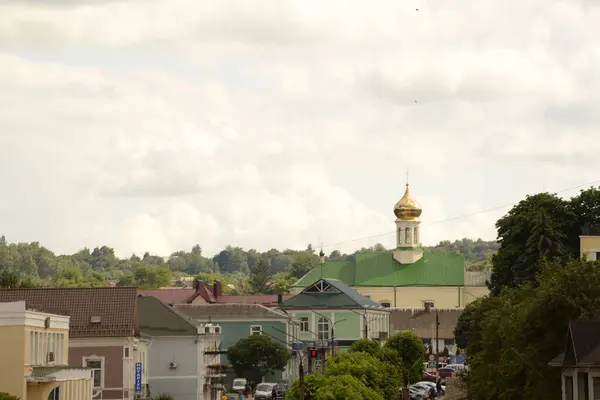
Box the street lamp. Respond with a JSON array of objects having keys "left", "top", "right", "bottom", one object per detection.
[
  {"left": 424, "top": 302, "right": 440, "bottom": 378},
  {"left": 349, "top": 309, "right": 383, "bottom": 340}
]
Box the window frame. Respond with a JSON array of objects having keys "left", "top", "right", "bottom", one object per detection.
[
  {"left": 300, "top": 317, "right": 309, "bottom": 332},
  {"left": 317, "top": 318, "right": 330, "bottom": 341},
  {"left": 250, "top": 325, "right": 263, "bottom": 336},
  {"left": 380, "top": 301, "right": 392, "bottom": 308},
  {"left": 83, "top": 356, "right": 105, "bottom": 389}
]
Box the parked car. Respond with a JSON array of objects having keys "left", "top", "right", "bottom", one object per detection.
[
  {"left": 423, "top": 372, "right": 437, "bottom": 382},
  {"left": 437, "top": 367, "right": 455, "bottom": 379},
  {"left": 232, "top": 378, "right": 247, "bottom": 394},
  {"left": 274, "top": 381, "right": 288, "bottom": 399},
  {"left": 255, "top": 382, "right": 277, "bottom": 400}
]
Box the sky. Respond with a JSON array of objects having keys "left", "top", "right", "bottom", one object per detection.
[{"left": 1, "top": 0, "right": 600, "bottom": 258}]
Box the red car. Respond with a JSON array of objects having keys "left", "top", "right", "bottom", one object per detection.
[{"left": 438, "top": 368, "right": 455, "bottom": 379}]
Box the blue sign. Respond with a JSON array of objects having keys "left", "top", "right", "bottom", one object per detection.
[
  {"left": 135, "top": 362, "right": 142, "bottom": 393},
  {"left": 315, "top": 361, "right": 321, "bottom": 367},
  {"left": 428, "top": 361, "right": 436, "bottom": 368}
]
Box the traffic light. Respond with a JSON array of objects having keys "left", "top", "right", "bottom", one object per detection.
[{"left": 309, "top": 348, "right": 318, "bottom": 358}]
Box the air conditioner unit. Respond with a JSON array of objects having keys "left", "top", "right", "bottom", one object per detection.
[
  {"left": 47, "top": 352, "right": 55, "bottom": 363},
  {"left": 378, "top": 331, "right": 389, "bottom": 340},
  {"left": 169, "top": 362, "right": 178, "bottom": 370}
]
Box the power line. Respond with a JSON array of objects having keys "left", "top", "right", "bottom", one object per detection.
[{"left": 319, "top": 179, "right": 600, "bottom": 249}]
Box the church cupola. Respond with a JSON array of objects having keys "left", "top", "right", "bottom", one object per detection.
[{"left": 393, "top": 183, "right": 424, "bottom": 264}]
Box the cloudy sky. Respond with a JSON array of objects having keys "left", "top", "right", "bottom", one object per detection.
[{"left": 1, "top": 0, "right": 599, "bottom": 258}]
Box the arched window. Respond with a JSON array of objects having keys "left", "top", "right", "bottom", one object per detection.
[
  {"left": 317, "top": 318, "right": 330, "bottom": 340},
  {"left": 414, "top": 227, "right": 419, "bottom": 245},
  {"left": 380, "top": 301, "right": 392, "bottom": 308},
  {"left": 405, "top": 227, "right": 411, "bottom": 244},
  {"left": 48, "top": 387, "right": 60, "bottom": 400},
  {"left": 398, "top": 228, "right": 403, "bottom": 245}
]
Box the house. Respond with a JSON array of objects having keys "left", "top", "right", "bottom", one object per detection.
[
  {"left": 139, "top": 280, "right": 291, "bottom": 306},
  {"left": 0, "top": 301, "right": 93, "bottom": 400},
  {"left": 0, "top": 287, "right": 150, "bottom": 400},
  {"left": 549, "top": 319, "right": 600, "bottom": 400},
  {"left": 389, "top": 308, "right": 462, "bottom": 357},
  {"left": 289, "top": 183, "right": 490, "bottom": 308},
  {"left": 175, "top": 303, "right": 297, "bottom": 386},
  {"left": 138, "top": 295, "right": 225, "bottom": 400},
  {"left": 279, "top": 277, "right": 390, "bottom": 371}
]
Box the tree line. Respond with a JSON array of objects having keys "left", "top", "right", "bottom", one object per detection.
[
  {"left": 0, "top": 234, "right": 497, "bottom": 292},
  {"left": 454, "top": 187, "right": 600, "bottom": 399}
]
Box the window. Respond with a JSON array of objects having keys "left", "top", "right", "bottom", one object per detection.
[
  {"left": 303, "top": 280, "right": 340, "bottom": 294},
  {"left": 124, "top": 347, "right": 129, "bottom": 358},
  {"left": 250, "top": 325, "right": 262, "bottom": 336},
  {"left": 48, "top": 387, "right": 60, "bottom": 400},
  {"left": 300, "top": 317, "right": 309, "bottom": 332},
  {"left": 83, "top": 357, "right": 104, "bottom": 389},
  {"left": 380, "top": 301, "right": 392, "bottom": 308},
  {"left": 317, "top": 318, "right": 329, "bottom": 341},
  {"left": 414, "top": 227, "right": 419, "bottom": 244},
  {"left": 444, "top": 339, "right": 455, "bottom": 347},
  {"left": 405, "top": 227, "right": 411, "bottom": 243}
]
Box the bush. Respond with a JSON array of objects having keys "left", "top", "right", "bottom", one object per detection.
[
  {"left": 0, "top": 393, "right": 20, "bottom": 400},
  {"left": 152, "top": 394, "right": 174, "bottom": 400}
]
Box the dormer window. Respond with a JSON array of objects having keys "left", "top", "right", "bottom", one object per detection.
[
  {"left": 303, "top": 280, "right": 340, "bottom": 294},
  {"left": 380, "top": 301, "right": 392, "bottom": 308}
]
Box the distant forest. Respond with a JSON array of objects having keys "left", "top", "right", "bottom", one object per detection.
[{"left": 0, "top": 235, "right": 498, "bottom": 293}]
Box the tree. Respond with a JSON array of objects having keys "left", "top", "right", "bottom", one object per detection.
[
  {"left": 324, "top": 351, "right": 402, "bottom": 400},
  {"left": 348, "top": 339, "right": 382, "bottom": 358},
  {"left": 384, "top": 331, "right": 425, "bottom": 385},
  {"left": 466, "top": 258, "right": 600, "bottom": 400},
  {"left": 286, "top": 373, "right": 383, "bottom": 400},
  {"left": 488, "top": 193, "right": 574, "bottom": 295},
  {"left": 249, "top": 258, "right": 271, "bottom": 294},
  {"left": 227, "top": 335, "right": 290, "bottom": 384},
  {"left": 290, "top": 252, "right": 318, "bottom": 278},
  {"left": 0, "top": 393, "right": 19, "bottom": 400}
]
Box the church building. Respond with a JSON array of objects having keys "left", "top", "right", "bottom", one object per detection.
[{"left": 289, "top": 184, "right": 490, "bottom": 309}]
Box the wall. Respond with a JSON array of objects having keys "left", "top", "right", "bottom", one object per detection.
[
  {"left": 580, "top": 236, "right": 600, "bottom": 260},
  {"left": 147, "top": 336, "right": 199, "bottom": 400},
  {"left": 56, "top": 378, "right": 94, "bottom": 400},
  {"left": 353, "top": 286, "right": 488, "bottom": 308},
  {"left": 0, "top": 325, "right": 26, "bottom": 399},
  {"left": 69, "top": 344, "right": 124, "bottom": 400}
]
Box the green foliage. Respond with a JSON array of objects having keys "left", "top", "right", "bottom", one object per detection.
[
  {"left": 348, "top": 339, "right": 382, "bottom": 358},
  {"left": 466, "top": 258, "right": 600, "bottom": 400},
  {"left": 454, "top": 298, "right": 484, "bottom": 349},
  {"left": 384, "top": 331, "right": 425, "bottom": 385},
  {"left": 0, "top": 393, "right": 20, "bottom": 400},
  {"left": 248, "top": 258, "right": 271, "bottom": 294},
  {"left": 324, "top": 351, "right": 401, "bottom": 400},
  {"left": 227, "top": 335, "right": 290, "bottom": 383},
  {"left": 285, "top": 373, "right": 383, "bottom": 400},
  {"left": 488, "top": 188, "right": 600, "bottom": 294}
]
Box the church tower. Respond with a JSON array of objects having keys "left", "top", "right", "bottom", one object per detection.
[{"left": 393, "top": 183, "right": 424, "bottom": 264}]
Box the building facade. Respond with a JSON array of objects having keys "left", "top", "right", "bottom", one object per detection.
[
  {"left": 175, "top": 303, "right": 296, "bottom": 386},
  {"left": 290, "top": 183, "right": 490, "bottom": 309},
  {"left": 0, "top": 301, "right": 93, "bottom": 400},
  {"left": 0, "top": 287, "right": 150, "bottom": 400},
  {"left": 139, "top": 295, "right": 224, "bottom": 400}
]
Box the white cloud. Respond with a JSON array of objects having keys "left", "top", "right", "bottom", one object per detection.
[{"left": 1, "top": 0, "right": 600, "bottom": 258}]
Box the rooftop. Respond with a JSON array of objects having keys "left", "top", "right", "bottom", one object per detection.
[
  {"left": 175, "top": 303, "right": 291, "bottom": 320},
  {"left": 0, "top": 287, "right": 139, "bottom": 338}
]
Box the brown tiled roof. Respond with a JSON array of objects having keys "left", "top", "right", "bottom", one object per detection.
[
  {"left": 0, "top": 287, "right": 138, "bottom": 338},
  {"left": 175, "top": 303, "right": 291, "bottom": 320},
  {"left": 389, "top": 308, "right": 463, "bottom": 339},
  {"left": 138, "top": 287, "right": 290, "bottom": 307}
]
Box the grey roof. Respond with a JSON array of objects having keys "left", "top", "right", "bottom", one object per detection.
[
  {"left": 390, "top": 308, "right": 463, "bottom": 339},
  {"left": 138, "top": 295, "right": 199, "bottom": 336},
  {"left": 174, "top": 303, "right": 292, "bottom": 321},
  {"left": 280, "top": 278, "right": 387, "bottom": 310}
]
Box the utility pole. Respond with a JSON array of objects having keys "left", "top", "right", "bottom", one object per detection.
[
  {"left": 363, "top": 321, "right": 368, "bottom": 339},
  {"left": 299, "top": 358, "right": 305, "bottom": 400},
  {"left": 435, "top": 309, "right": 440, "bottom": 378}
]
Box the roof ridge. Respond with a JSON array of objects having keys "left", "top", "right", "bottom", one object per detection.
[{"left": 140, "top": 295, "right": 198, "bottom": 331}]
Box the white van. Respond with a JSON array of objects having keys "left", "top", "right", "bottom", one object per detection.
[{"left": 255, "top": 382, "right": 277, "bottom": 400}]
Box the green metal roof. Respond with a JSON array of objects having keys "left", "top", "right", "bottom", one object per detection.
[
  {"left": 281, "top": 278, "right": 387, "bottom": 310},
  {"left": 292, "top": 251, "right": 465, "bottom": 288},
  {"left": 138, "top": 295, "right": 199, "bottom": 336}
]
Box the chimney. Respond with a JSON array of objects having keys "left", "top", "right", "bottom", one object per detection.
[
  {"left": 277, "top": 293, "right": 283, "bottom": 304},
  {"left": 213, "top": 280, "right": 222, "bottom": 299},
  {"left": 455, "top": 249, "right": 460, "bottom": 255},
  {"left": 193, "top": 278, "right": 202, "bottom": 291}
]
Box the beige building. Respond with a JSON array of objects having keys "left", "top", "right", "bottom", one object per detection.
[
  {"left": 290, "top": 183, "right": 490, "bottom": 309},
  {"left": 0, "top": 301, "right": 93, "bottom": 400}
]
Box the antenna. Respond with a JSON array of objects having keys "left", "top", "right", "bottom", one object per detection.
[{"left": 406, "top": 169, "right": 409, "bottom": 185}]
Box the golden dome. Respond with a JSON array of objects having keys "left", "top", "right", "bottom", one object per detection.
[{"left": 394, "top": 184, "right": 422, "bottom": 221}]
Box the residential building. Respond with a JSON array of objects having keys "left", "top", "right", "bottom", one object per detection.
[
  {"left": 175, "top": 303, "right": 296, "bottom": 386},
  {"left": 289, "top": 183, "right": 490, "bottom": 308},
  {"left": 549, "top": 319, "right": 600, "bottom": 400},
  {"left": 580, "top": 226, "right": 600, "bottom": 260},
  {"left": 279, "top": 277, "right": 390, "bottom": 372},
  {"left": 0, "top": 300, "right": 93, "bottom": 400},
  {"left": 140, "top": 280, "right": 291, "bottom": 306},
  {"left": 138, "top": 295, "right": 224, "bottom": 400},
  {"left": 0, "top": 287, "right": 150, "bottom": 400},
  {"left": 389, "top": 308, "right": 462, "bottom": 357}
]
